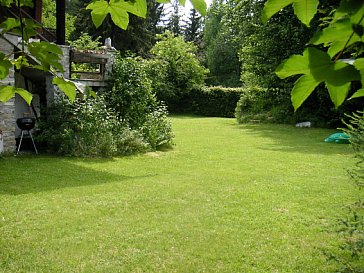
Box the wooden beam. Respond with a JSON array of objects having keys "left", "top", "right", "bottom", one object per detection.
[
  {"left": 71, "top": 51, "right": 109, "bottom": 64},
  {"left": 34, "top": 0, "right": 42, "bottom": 23},
  {"left": 56, "top": 0, "right": 65, "bottom": 45}
]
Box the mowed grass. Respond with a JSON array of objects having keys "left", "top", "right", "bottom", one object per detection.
[{"left": 0, "top": 116, "right": 358, "bottom": 272}]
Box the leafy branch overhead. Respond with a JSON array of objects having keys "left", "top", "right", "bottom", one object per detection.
[
  {"left": 263, "top": 0, "right": 364, "bottom": 110},
  {"left": 86, "top": 0, "right": 206, "bottom": 30},
  {"left": 262, "top": 0, "right": 319, "bottom": 27},
  {"left": 276, "top": 47, "right": 360, "bottom": 110}
]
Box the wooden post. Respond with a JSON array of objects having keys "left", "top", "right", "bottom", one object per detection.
[
  {"left": 34, "top": 0, "right": 42, "bottom": 23},
  {"left": 56, "top": 0, "right": 65, "bottom": 45}
]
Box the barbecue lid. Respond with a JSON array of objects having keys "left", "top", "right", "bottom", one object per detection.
[{"left": 16, "top": 117, "right": 36, "bottom": 130}]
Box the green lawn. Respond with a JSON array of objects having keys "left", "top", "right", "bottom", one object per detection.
[{"left": 0, "top": 116, "right": 358, "bottom": 272}]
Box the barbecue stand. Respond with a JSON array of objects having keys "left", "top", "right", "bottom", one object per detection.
[{"left": 16, "top": 117, "right": 38, "bottom": 155}]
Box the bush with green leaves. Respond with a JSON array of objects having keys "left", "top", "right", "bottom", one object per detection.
[
  {"left": 140, "top": 105, "right": 174, "bottom": 149},
  {"left": 38, "top": 95, "right": 149, "bottom": 157},
  {"left": 114, "top": 127, "right": 149, "bottom": 156},
  {"left": 39, "top": 96, "right": 116, "bottom": 156},
  {"left": 234, "top": 84, "right": 355, "bottom": 127},
  {"left": 104, "top": 56, "right": 157, "bottom": 128},
  {"left": 103, "top": 56, "right": 174, "bottom": 148},
  {"left": 326, "top": 112, "right": 364, "bottom": 273},
  {"left": 235, "top": 86, "right": 274, "bottom": 123},
  {"left": 146, "top": 31, "right": 209, "bottom": 110},
  {"left": 69, "top": 32, "right": 102, "bottom": 50}
]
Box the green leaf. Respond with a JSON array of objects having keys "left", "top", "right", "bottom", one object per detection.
[
  {"left": 0, "top": 86, "right": 32, "bottom": 105},
  {"left": 310, "top": 19, "right": 361, "bottom": 58},
  {"left": 190, "top": 0, "right": 207, "bottom": 16},
  {"left": 0, "top": 18, "right": 40, "bottom": 40},
  {"left": 276, "top": 48, "right": 360, "bottom": 110},
  {"left": 327, "top": 40, "right": 347, "bottom": 58},
  {"left": 124, "top": 0, "right": 147, "bottom": 18},
  {"left": 52, "top": 77, "right": 77, "bottom": 102},
  {"left": 19, "top": 0, "right": 34, "bottom": 7},
  {"left": 276, "top": 48, "right": 359, "bottom": 83},
  {"left": 327, "top": 60, "right": 360, "bottom": 86},
  {"left": 276, "top": 47, "right": 331, "bottom": 81},
  {"left": 12, "top": 55, "right": 30, "bottom": 70},
  {"left": 28, "top": 41, "right": 64, "bottom": 72},
  {"left": 334, "top": 0, "right": 364, "bottom": 22},
  {"left": 156, "top": 0, "right": 169, "bottom": 2},
  {"left": 86, "top": 0, "right": 109, "bottom": 28},
  {"left": 0, "top": 86, "right": 15, "bottom": 103},
  {"left": 310, "top": 19, "right": 353, "bottom": 45},
  {"left": 261, "top": 0, "right": 292, "bottom": 25},
  {"left": 291, "top": 74, "right": 319, "bottom": 111},
  {"left": 15, "top": 88, "right": 33, "bottom": 105},
  {"left": 87, "top": 0, "right": 147, "bottom": 30},
  {"left": 292, "top": 0, "right": 319, "bottom": 27},
  {"left": 352, "top": 23, "right": 364, "bottom": 37},
  {"left": 88, "top": 90, "right": 97, "bottom": 99},
  {"left": 349, "top": 88, "right": 364, "bottom": 99},
  {"left": 275, "top": 53, "right": 309, "bottom": 79},
  {"left": 354, "top": 58, "right": 364, "bottom": 81},
  {"left": 262, "top": 0, "right": 318, "bottom": 26},
  {"left": 326, "top": 82, "right": 351, "bottom": 109},
  {"left": 0, "top": 18, "right": 20, "bottom": 34},
  {"left": 0, "top": 0, "right": 13, "bottom": 7},
  {"left": 0, "top": 53, "right": 12, "bottom": 80},
  {"left": 23, "top": 19, "right": 41, "bottom": 40},
  {"left": 108, "top": 3, "right": 130, "bottom": 29}
]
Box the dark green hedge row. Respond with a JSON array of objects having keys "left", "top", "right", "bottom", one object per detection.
[{"left": 170, "top": 86, "right": 244, "bottom": 118}]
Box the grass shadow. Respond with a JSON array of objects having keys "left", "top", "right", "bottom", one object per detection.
[
  {"left": 232, "top": 123, "right": 353, "bottom": 155},
  {"left": 0, "top": 155, "right": 144, "bottom": 195}
]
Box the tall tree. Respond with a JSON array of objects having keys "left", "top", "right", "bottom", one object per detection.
[
  {"left": 147, "top": 31, "right": 208, "bottom": 110},
  {"left": 203, "top": 0, "right": 240, "bottom": 87},
  {"left": 165, "top": 0, "right": 183, "bottom": 36},
  {"left": 184, "top": 8, "right": 202, "bottom": 43}
]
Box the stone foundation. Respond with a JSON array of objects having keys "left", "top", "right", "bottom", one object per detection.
[{"left": 0, "top": 36, "right": 16, "bottom": 153}]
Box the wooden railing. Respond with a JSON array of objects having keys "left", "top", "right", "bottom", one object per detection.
[
  {"left": 70, "top": 49, "right": 111, "bottom": 83},
  {"left": 3, "top": 7, "right": 57, "bottom": 43}
]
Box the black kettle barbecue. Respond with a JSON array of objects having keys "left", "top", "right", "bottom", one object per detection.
[{"left": 16, "top": 117, "right": 38, "bottom": 154}]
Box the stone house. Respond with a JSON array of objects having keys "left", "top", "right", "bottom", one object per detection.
[{"left": 0, "top": 1, "right": 115, "bottom": 153}]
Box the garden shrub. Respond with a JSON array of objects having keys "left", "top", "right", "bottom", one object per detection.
[
  {"left": 114, "top": 127, "right": 149, "bottom": 155},
  {"left": 140, "top": 105, "right": 174, "bottom": 149},
  {"left": 327, "top": 112, "right": 364, "bottom": 272},
  {"left": 234, "top": 84, "right": 357, "bottom": 127},
  {"left": 103, "top": 56, "right": 157, "bottom": 129},
  {"left": 39, "top": 96, "right": 118, "bottom": 157},
  {"left": 103, "top": 56, "right": 174, "bottom": 149},
  {"left": 38, "top": 95, "right": 149, "bottom": 157},
  {"left": 146, "top": 32, "right": 209, "bottom": 110},
  {"left": 235, "top": 86, "right": 273, "bottom": 123}
]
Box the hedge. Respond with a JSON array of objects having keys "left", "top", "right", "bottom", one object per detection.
[{"left": 171, "top": 86, "right": 244, "bottom": 118}]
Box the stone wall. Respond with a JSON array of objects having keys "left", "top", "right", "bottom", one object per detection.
[
  {"left": 0, "top": 99, "right": 16, "bottom": 152},
  {"left": 0, "top": 37, "right": 16, "bottom": 153},
  {"left": 45, "top": 45, "right": 71, "bottom": 105}
]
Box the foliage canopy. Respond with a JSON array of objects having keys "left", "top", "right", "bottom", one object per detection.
[{"left": 263, "top": 0, "right": 364, "bottom": 110}]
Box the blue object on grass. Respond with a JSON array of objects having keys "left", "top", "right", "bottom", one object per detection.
[{"left": 324, "top": 132, "right": 350, "bottom": 144}]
